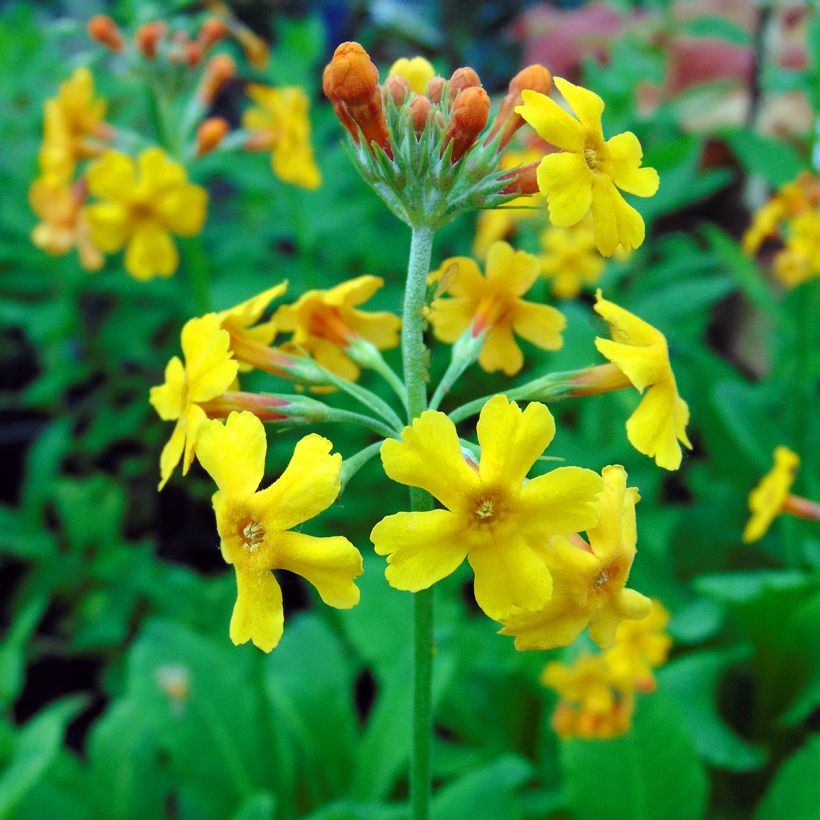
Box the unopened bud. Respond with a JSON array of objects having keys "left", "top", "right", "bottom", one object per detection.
[
  {"left": 384, "top": 75, "right": 410, "bottom": 106},
  {"left": 196, "top": 117, "right": 230, "bottom": 156},
  {"left": 443, "top": 86, "right": 490, "bottom": 162},
  {"left": 87, "top": 15, "right": 124, "bottom": 52},
  {"left": 426, "top": 76, "right": 446, "bottom": 104},
  {"left": 500, "top": 160, "right": 540, "bottom": 195},
  {"left": 198, "top": 54, "right": 236, "bottom": 103},
  {"left": 198, "top": 18, "right": 229, "bottom": 51},
  {"left": 489, "top": 64, "right": 552, "bottom": 148},
  {"left": 448, "top": 67, "right": 481, "bottom": 105},
  {"left": 185, "top": 41, "right": 203, "bottom": 68},
  {"left": 410, "top": 95, "right": 432, "bottom": 134},
  {"left": 135, "top": 21, "right": 168, "bottom": 59},
  {"left": 325, "top": 41, "right": 379, "bottom": 106}
]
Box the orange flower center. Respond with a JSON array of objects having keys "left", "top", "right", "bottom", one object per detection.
[{"left": 307, "top": 305, "right": 354, "bottom": 347}]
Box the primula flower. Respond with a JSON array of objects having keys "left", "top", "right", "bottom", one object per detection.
[
  {"left": 500, "top": 465, "right": 651, "bottom": 650},
  {"left": 197, "top": 411, "right": 363, "bottom": 652},
  {"left": 743, "top": 446, "right": 800, "bottom": 543},
  {"left": 370, "top": 395, "right": 603, "bottom": 621},
  {"left": 85, "top": 148, "right": 208, "bottom": 280},
  {"left": 149, "top": 314, "right": 238, "bottom": 489},
  {"left": 388, "top": 56, "right": 436, "bottom": 94},
  {"left": 29, "top": 176, "right": 103, "bottom": 271},
  {"left": 274, "top": 276, "right": 400, "bottom": 382},
  {"left": 516, "top": 77, "right": 659, "bottom": 256},
  {"left": 605, "top": 599, "right": 671, "bottom": 692},
  {"left": 772, "top": 211, "right": 820, "bottom": 289},
  {"left": 539, "top": 218, "right": 605, "bottom": 299},
  {"left": 594, "top": 291, "right": 691, "bottom": 470},
  {"left": 428, "top": 241, "right": 565, "bottom": 375},
  {"left": 243, "top": 84, "right": 321, "bottom": 190}
]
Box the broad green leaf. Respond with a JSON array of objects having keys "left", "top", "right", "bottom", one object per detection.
[
  {"left": 680, "top": 16, "right": 752, "bottom": 46},
  {"left": 725, "top": 131, "right": 806, "bottom": 188},
  {"left": 755, "top": 735, "right": 820, "bottom": 820}
]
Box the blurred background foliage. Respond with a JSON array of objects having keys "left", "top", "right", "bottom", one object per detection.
[{"left": 1, "top": 1, "right": 819, "bottom": 818}]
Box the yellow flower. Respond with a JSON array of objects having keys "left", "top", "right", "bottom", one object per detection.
[
  {"left": 428, "top": 241, "right": 565, "bottom": 375},
  {"left": 594, "top": 291, "right": 691, "bottom": 470},
  {"left": 500, "top": 465, "right": 651, "bottom": 650},
  {"left": 539, "top": 218, "right": 605, "bottom": 299},
  {"left": 605, "top": 599, "right": 671, "bottom": 692},
  {"left": 149, "top": 314, "right": 238, "bottom": 490},
  {"left": 516, "top": 77, "right": 659, "bottom": 256},
  {"left": 743, "top": 446, "right": 800, "bottom": 543},
  {"left": 29, "top": 176, "right": 103, "bottom": 271},
  {"left": 196, "top": 411, "right": 363, "bottom": 652},
  {"left": 274, "top": 275, "right": 400, "bottom": 381},
  {"left": 370, "top": 395, "right": 603, "bottom": 621},
  {"left": 388, "top": 56, "right": 436, "bottom": 95},
  {"left": 85, "top": 148, "right": 208, "bottom": 280},
  {"left": 243, "top": 85, "right": 321, "bottom": 190},
  {"left": 772, "top": 212, "right": 820, "bottom": 289}
]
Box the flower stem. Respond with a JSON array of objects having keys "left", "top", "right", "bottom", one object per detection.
[{"left": 402, "top": 225, "right": 435, "bottom": 820}]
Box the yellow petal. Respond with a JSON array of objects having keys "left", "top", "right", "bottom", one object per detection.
[
  {"left": 230, "top": 566, "right": 284, "bottom": 652},
  {"left": 371, "top": 509, "right": 468, "bottom": 591},
  {"left": 326, "top": 275, "right": 384, "bottom": 308},
  {"left": 607, "top": 131, "right": 660, "bottom": 197},
  {"left": 137, "top": 147, "right": 186, "bottom": 193},
  {"left": 594, "top": 290, "right": 666, "bottom": 349},
  {"left": 310, "top": 339, "right": 360, "bottom": 381},
  {"left": 553, "top": 77, "right": 605, "bottom": 141},
  {"left": 586, "top": 465, "right": 637, "bottom": 563},
  {"left": 389, "top": 56, "right": 435, "bottom": 94},
  {"left": 511, "top": 301, "right": 565, "bottom": 351},
  {"left": 518, "top": 466, "right": 604, "bottom": 535},
  {"left": 158, "top": 420, "right": 185, "bottom": 490},
  {"left": 428, "top": 297, "right": 473, "bottom": 343},
  {"left": 86, "top": 151, "right": 136, "bottom": 200},
  {"left": 182, "top": 403, "right": 207, "bottom": 475},
  {"left": 195, "top": 411, "right": 266, "bottom": 498},
  {"left": 501, "top": 603, "right": 591, "bottom": 651},
  {"left": 626, "top": 380, "right": 690, "bottom": 470},
  {"left": 380, "top": 410, "right": 478, "bottom": 510},
  {"left": 149, "top": 356, "right": 186, "bottom": 421},
  {"left": 253, "top": 433, "right": 341, "bottom": 531},
  {"left": 590, "top": 179, "right": 645, "bottom": 256},
  {"left": 478, "top": 323, "right": 523, "bottom": 375},
  {"left": 181, "top": 315, "right": 238, "bottom": 403},
  {"left": 484, "top": 241, "right": 540, "bottom": 295},
  {"left": 537, "top": 153, "right": 593, "bottom": 228},
  {"left": 84, "top": 202, "right": 131, "bottom": 252},
  {"left": 275, "top": 532, "right": 362, "bottom": 608},
  {"left": 516, "top": 89, "right": 585, "bottom": 153},
  {"left": 435, "top": 256, "right": 487, "bottom": 298},
  {"left": 156, "top": 182, "right": 208, "bottom": 236},
  {"left": 477, "top": 396, "right": 555, "bottom": 488},
  {"left": 124, "top": 225, "right": 178, "bottom": 280},
  {"left": 468, "top": 536, "right": 553, "bottom": 620},
  {"left": 345, "top": 309, "right": 402, "bottom": 349},
  {"left": 272, "top": 143, "right": 322, "bottom": 190},
  {"left": 219, "top": 281, "right": 289, "bottom": 331}
]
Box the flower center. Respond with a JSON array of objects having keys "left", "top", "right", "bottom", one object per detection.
[
  {"left": 473, "top": 496, "right": 496, "bottom": 521},
  {"left": 308, "top": 305, "right": 354, "bottom": 347},
  {"left": 130, "top": 200, "right": 157, "bottom": 225},
  {"left": 583, "top": 147, "right": 598, "bottom": 171},
  {"left": 240, "top": 518, "right": 265, "bottom": 552}
]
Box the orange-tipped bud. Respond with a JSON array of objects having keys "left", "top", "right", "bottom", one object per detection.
[
  {"left": 198, "top": 54, "right": 236, "bottom": 103},
  {"left": 196, "top": 117, "right": 230, "bottom": 156},
  {"left": 443, "top": 86, "right": 490, "bottom": 162},
  {"left": 325, "top": 42, "right": 379, "bottom": 105},
  {"left": 426, "top": 76, "right": 446, "bottom": 104},
  {"left": 448, "top": 67, "right": 481, "bottom": 104},
  {"left": 409, "top": 95, "right": 432, "bottom": 134},
  {"left": 185, "top": 41, "right": 203, "bottom": 68},
  {"left": 198, "top": 18, "right": 229, "bottom": 51},
  {"left": 87, "top": 15, "right": 124, "bottom": 52},
  {"left": 348, "top": 87, "right": 393, "bottom": 156},
  {"left": 234, "top": 26, "right": 269, "bottom": 68},
  {"left": 489, "top": 64, "right": 552, "bottom": 148},
  {"left": 384, "top": 74, "right": 410, "bottom": 106},
  {"left": 500, "top": 160, "right": 540, "bottom": 195},
  {"left": 135, "top": 21, "right": 168, "bottom": 59}
]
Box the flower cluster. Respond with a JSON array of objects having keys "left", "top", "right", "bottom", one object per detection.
[
  {"left": 543, "top": 600, "right": 671, "bottom": 739},
  {"left": 31, "top": 11, "right": 320, "bottom": 280}
]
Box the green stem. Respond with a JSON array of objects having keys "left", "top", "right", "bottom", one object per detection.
[
  {"left": 322, "top": 408, "right": 398, "bottom": 441},
  {"left": 402, "top": 225, "right": 436, "bottom": 820},
  {"left": 368, "top": 355, "right": 409, "bottom": 411},
  {"left": 180, "top": 236, "right": 211, "bottom": 314}
]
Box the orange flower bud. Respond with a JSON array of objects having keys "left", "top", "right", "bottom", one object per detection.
[
  {"left": 426, "top": 76, "right": 446, "bottom": 104},
  {"left": 185, "top": 41, "right": 203, "bottom": 68},
  {"left": 135, "top": 21, "right": 168, "bottom": 59},
  {"left": 87, "top": 15, "right": 124, "bottom": 52},
  {"left": 198, "top": 54, "right": 236, "bottom": 103},
  {"left": 325, "top": 42, "right": 379, "bottom": 106},
  {"left": 448, "top": 67, "right": 481, "bottom": 105},
  {"left": 499, "top": 160, "right": 540, "bottom": 195},
  {"left": 409, "top": 95, "right": 432, "bottom": 134},
  {"left": 198, "top": 18, "right": 229, "bottom": 51},
  {"left": 196, "top": 117, "right": 230, "bottom": 156},
  {"left": 347, "top": 87, "right": 393, "bottom": 157},
  {"left": 443, "top": 86, "right": 490, "bottom": 162},
  {"left": 384, "top": 74, "right": 410, "bottom": 106},
  {"left": 488, "top": 64, "right": 552, "bottom": 149}
]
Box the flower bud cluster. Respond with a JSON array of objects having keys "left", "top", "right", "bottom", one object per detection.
[{"left": 323, "top": 42, "right": 551, "bottom": 229}]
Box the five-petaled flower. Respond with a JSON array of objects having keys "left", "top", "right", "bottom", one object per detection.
[
  {"left": 428, "top": 241, "right": 565, "bottom": 375},
  {"left": 500, "top": 465, "right": 651, "bottom": 650},
  {"left": 370, "top": 395, "right": 603, "bottom": 621},
  {"left": 516, "top": 77, "right": 659, "bottom": 256},
  {"left": 539, "top": 218, "right": 605, "bottom": 299},
  {"left": 85, "top": 147, "right": 208, "bottom": 280},
  {"left": 197, "top": 411, "right": 363, "bottom": 652},
  {"left": 149, "top": 314, "right": 238, "bottom": 489},
  {"left": 594, "top": 290, "right": 691, "bottom": 470}
]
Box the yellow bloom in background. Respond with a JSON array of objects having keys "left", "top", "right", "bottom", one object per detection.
[
  {"left": 371, "top": 395, "right": 603, "bottom": 621},
  {"left": 29, "top": 176, "right": 103, "bottom": 271},
  {"left": 428, "top": 241, "right": 565, "bottom": 375},
  {"left": 516, "top": 77, "right": 659, "bottom": 256},
  {"left": 772, "top": 211, "right": 820, "bottom": 289},
  {"left": 594, "top": 291, "right": 691, "bottom": 470},
  {"left": 605, "top": 599, "right": 671, "bottom": 692},
  {"left": 274, "top": 275, "right": 400, "bottom": 382},
  {"left": 388, "top": 56, "right": 436, "bottom": 94},
  {"left": 197, "top": 411, "right": 363, "bottom": 652},
  {"left": 500, "top": 465, "right": 651, "bottom": 650},
  {"left": 539, "top": 218, "right": 605, "bottom": 299},
  {"left": 743, "top": 446, "right": 800, "bottom": 543},
  {"left": 149, "top": 314, "right": 238, "bottom": 489},
  {"left": 243, "top": 84, "right": 321, "bottom": 190},
  {"left": 85, "top": 148, "right": 208, "bottom": 280}
]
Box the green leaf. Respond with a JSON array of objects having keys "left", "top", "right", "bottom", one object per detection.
[
  {"left": 561, "top": 691, "right": 708, "bottom": 820},
  {"left": 230, "top": 792, "right": 278, "bottom": 820},
  {"left": 680, "top": 15, "right": 752, "bottom": 45},
  {"left": 724, "top": 130, "right": 806, "bottom": 187},
  {"left": 755, "top": 736, "right": 820, "bottom": 820},
  {"left": 694, "top": 570, "right": 812, "bottom": 605}
]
